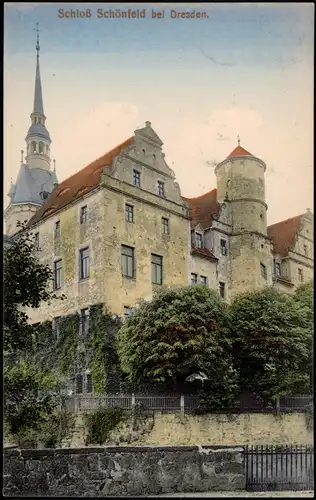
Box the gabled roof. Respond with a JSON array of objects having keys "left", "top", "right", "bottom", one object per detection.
[
  {"left": 225, "top": 145, "right": 253, "bottom": 160},
  {"left": 268, "top": 215, "right": 303, "bottom": 257},
  {"left": 183, "top": 188, "right": 220, "bottom": 229},
  {"left": 27, "top": 137, "right": 133, "bottom": 227}
]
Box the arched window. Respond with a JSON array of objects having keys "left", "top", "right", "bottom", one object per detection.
[
  {"left": 46, "top": 145, "right": 49, "bottom": 153},
  {"left": 39, "top": 142, "right": 44, "bottom": 154},
  {"left": 31, "top": 141, "right": 37, "bottom": 153}
]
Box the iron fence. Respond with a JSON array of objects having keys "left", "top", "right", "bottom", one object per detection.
[
  {"left": 63, "top": 393, "right": 313, "bottom": 414},
  {"left": 245, "top": 445, "right": 314, "bottom": 492}
]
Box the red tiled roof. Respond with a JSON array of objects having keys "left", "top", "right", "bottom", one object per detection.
[
  {"left": 28, "top": 137, "right": 133, "bottom": 227},
  {"left": 225, "top": 145, "right": 253, "bottom": 160},
  {"left": 268, "top": 215, "right": 303, "bottom": 257},
  {"left": 191, "top": 247, "right": 218, "bottom": 262},
  {"left": 183, "top": 188, "right": 220, "bottom": 229}
]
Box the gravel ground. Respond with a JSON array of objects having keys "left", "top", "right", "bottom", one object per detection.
[{"left": 148, "top": 491, "right": 314, "bottom": 498}]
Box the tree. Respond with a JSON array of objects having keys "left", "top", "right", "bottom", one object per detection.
[
  {"left": 4, "top": 224, "right": 62, "bottom": 353},
  {"left": 229, "top": 286, "right": 312, "bottom": 398},
  {"left": 4, "top": 359, "right": 61, "bottom": 435},
  {"left": 4, "top": 224, "right": 65, "bottom": 442},
  {"left": 117, "top": 285, "right": 235, "bottom": 390}
]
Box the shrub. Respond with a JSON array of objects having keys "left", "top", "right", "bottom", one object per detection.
[{"left": 84, "top": 407, "right": 125, "bottom": 445}]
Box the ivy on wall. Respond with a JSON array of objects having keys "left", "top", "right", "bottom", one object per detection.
[
  {"left": 88, "top": 304, "right": 122, "bottom": 394},
  {"left": 29, "top": 303, "right": 123, "bottom": 395}
]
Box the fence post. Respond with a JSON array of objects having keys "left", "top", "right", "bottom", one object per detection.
[
  {"left": 276, "top": 397, "right": 280, "bottom": 416},
  {"left": 180, "top": 394, "right": 185, "bottom": 415}
]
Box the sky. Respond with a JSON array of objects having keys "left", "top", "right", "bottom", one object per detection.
[{"left": 4, "top": 2, "right": 314, "bottom": 225}]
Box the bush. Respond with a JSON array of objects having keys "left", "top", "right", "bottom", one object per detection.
[
  {"left": 13, "top": 408, "right": 75, "bottom": 449},
  {"left": 84, "top": 407, "right": 125, "bottom": 445}
]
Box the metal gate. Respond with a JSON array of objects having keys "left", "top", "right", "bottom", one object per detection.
[{"left": 245, "top": 445, "right": 314, "bottom": 492}]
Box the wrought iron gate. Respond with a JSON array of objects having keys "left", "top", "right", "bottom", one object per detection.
[{"left": 245, "top": 445, "right": 314, "bottom": 492}]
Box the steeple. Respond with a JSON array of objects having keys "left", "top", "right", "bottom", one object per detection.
[
  {"left": 4, "top": 24, "right": 58, "bottom": 237},
  {"left": 33, "top": 23, "right": 44, "bottom": 115},
  {"left": 25, "top": 22, "right": 52, "bottom": 171}
]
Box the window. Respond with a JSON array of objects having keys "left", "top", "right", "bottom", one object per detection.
[
  {"left": 158, "top": 181, "right": 165, "bottom": 197},
  {"left": 86, "top": 374, "right": 93, "bottom": 394},
  {"left": 303, "top": 245, "right": 308, "bottom": 257},
  {"left": 125, "top": 204, "right": 134, "bottom": 223},
  {"left": 121, "top": 245, "right": 135, "bottom": 278},
  {"left": 191, "top": 273, "right": 198, "bottom": 285},
  {"left": 34, "top": 232, "right": 39, "bottom": 250},
  {"left": 53, "top": 259, "right": 63, "bottom": 290},
  {"left": 275, "top": 262, "right": 281, "bottom": 277},
  {"left": 80, "top": 205, "right": 88, "bottom": 224},
  {"left": 80, "top": 308, "right": 90, "bottom": 337},
  {"left": 220, "top": 238, "right": 228, "bottom": 256},
  {"left": 53, "top": 317, "right": 61, "bottom": 340},
  {"left": 151, "top": 254, "right": 163, "bottom": 285},
  {"left": 219, "top": 282, "right": 225, "bottom": 299},
  {"left": 162, "top": 217, "right": 169, "bottom": 235},
  {"left": 79, "top": 247, "right": 90, "bottom": 280},
  {"left": 196, "top": 233, "right": 203, "bottom": 249},
  {"left": 76, "top": 374, "right": 83, "bottom": 395},
  {"left": 298, "top": 269, "right": 304, "bottom": 282},
  {"left": 54, "top": 221, "right": 60, "bottom": 240},
  {"left": 200, "top": 276, "right": 208, "bottom": 286},
  {"left": 260, "top": 262, "right": 267, "bottom": 279},
  {"left": 124, "top": 306, "right": 133, "bottom": 319},
  {"left": 133, "top": 169, "right": 141, "bottom": 187}
]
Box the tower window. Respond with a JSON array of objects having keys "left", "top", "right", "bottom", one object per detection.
[
  {"left": 200, "top": 276, "right": 208, "bottom": 286},
  {"left": 39, "top": 142, "right": 44, "bottom": 154},
  {"left": 260, "top": 262, "right": 267, "bottom": 279},
  {"left": 220, "top": 238, "right": 228, "bottom": 256},
  {"left": 303, "top": 245, "right": 308, "bottom": 257},
  {"left": 275, "top": 262, "right": 281, "bottom": 276},
  {"left": 219, "top": 282, "right": 225, "bottom": 298},
  {"left": 298, "top": 269, "right": 304, "bottom": 282},
  {"left": 158, "top": 181, "right": 165, "bottom": 197},
  {"left": 31, "top": 141, "right": 37, "bottom": 153},
  {"left": 141, "top": 148, "right": 146, "bottom": 155},
  {"left": 133, "top": 169, "right": 141, "bottom": 187}
]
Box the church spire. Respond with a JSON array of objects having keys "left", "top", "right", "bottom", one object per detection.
[
  {"left": 25, "top": 23, "right": 52, "bottom": 171},
  {"left": 33, "top": 22, "right": 44, "bottom": 114}
]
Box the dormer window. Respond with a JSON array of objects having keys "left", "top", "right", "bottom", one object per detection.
[
  {"left": 196, "top": 233, "right": 203, "bottom": 249},
  {"left": 141, "top": 148, "right": 146, "bottom": 155},
  {"left": 158, "top": 181, "right": 165, "bottom": 197},
  {"left": 40, "top": 191, "right": 49, "bottom": 200}
]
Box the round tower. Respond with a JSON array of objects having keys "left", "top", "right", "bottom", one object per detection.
[{"left": 215, "top": 140, "right": 272, "bottom": 296}]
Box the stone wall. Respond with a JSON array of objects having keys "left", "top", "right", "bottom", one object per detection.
[
  {"left": 3, "top": 445, "right": 245, "bottom": 497},
  {"left": 66, "top": 412, "right": 313, "bottom": 449}
]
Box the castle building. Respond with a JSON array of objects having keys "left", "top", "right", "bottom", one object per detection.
[{"left": 5, "top": 33, "right": 314, "bottom": 327}]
